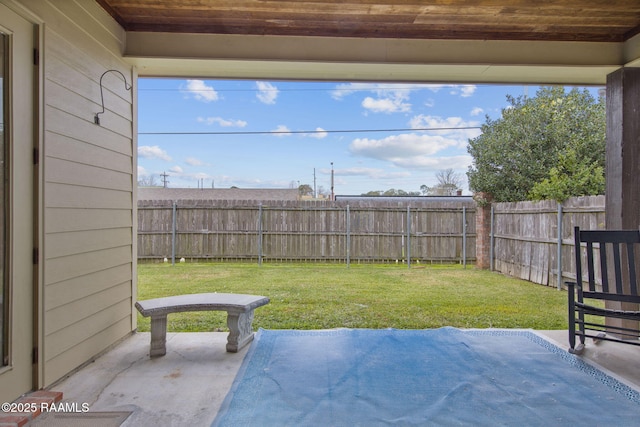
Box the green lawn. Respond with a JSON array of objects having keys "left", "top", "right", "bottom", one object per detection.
[
  {"left": 136, "top": 263, "right": 570, "bottom": 332},
  {"left": 138, "top": 263, "right": 567, "bottom": 332}
]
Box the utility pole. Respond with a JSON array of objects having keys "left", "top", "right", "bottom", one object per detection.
[
  {"left": 330, "top": 162, "right": 334, "bottom": 201},
  {"left": 313, "top": 168, "right": 317, "bottom": 199},
  {"left": 160, "top": 171, "right": 169, "bottom": 188}
]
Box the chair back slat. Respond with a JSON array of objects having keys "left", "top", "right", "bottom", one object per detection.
[
  {"left": 595, "top": 241, "right": 606, "bottom": 292},
  {"left": 574, "top": 227, "right": 583, "bottom": 290},
  {"left": 612, "top": 243, "right": 624, "bottom": 294},
  {"left": 627, "top": 244, "right": 638, "bottom": 296},
  {"left": 575, "top": 227, "right": 640, "bottom": 297},
  {"left": 587, "top": 242, "right": 608, "bottom": 292}
]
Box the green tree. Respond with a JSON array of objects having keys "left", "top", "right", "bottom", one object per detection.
[
  {"left": 528, "top": 149, "right": 605, "bottom": 201},
  {"left": 467, "top": 86, "right": 605, "bottom": 202},
  {"left": 383, "top": 188, "right": 405, "bottom": 196}
]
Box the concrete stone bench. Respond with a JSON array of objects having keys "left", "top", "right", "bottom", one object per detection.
[{"left": 135, "top": 293, "right": 270, "bottom": 357}]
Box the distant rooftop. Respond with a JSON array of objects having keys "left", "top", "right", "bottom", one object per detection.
[
  {"left": 335, "top": 195, "right": 474, "bottom": 203},
  {"left": 138, "top": 187, "right": 300, "bottom": 201}
]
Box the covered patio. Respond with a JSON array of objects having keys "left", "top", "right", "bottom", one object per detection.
[{"left": 37, "top": 330, "right": 640, "bottom": 426}]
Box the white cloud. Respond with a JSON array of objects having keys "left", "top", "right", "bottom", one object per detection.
[
  {"left": 138, "top": 165, "right": 148, "bottom": 176},
  {"left": 470, "top": 107, "right": 484, "bottom": 116},
  {"left": 349, "top": 115, "right": 481, "bottom": 171},
  {"left": 272, "top": 125, "right": 291, "bottom": 136},
  {"left": 185, "top": 157, "right": 207, "bottom": 166},
  {"left": 138, "top": 145, "right": 172, "bottom": 161},
  {"left": 460, "top": 85, "right": 478, "bottom": 98},
  {"left": 308, "top": 127, "right": 328, "bottom": 139},
  {"left": 350, "top": 133, "right": 474, "bottom": 171},
  {"left": 191, "top": 172, "right": 213, "bottom": 180},
  {"left": 332, "top": 83, "right": 443, "bottom": 100},
  {"left": 449, "top": 84, "right": 477, "bottom": 98},
  {"left": 332, "top": 83, "right": 414, "bottom": 113},
  {"left": 350, "top": 133, "right": 455, "bottom": 160},
  {"left": 331, "top": 83, "right": 479, "bottom": 114},
  {"left": 409, "top": 115, "right": 481, "bottom": 143},
  {"left": 164, "top": 165, "right": 213, "bottom": 181},
  {"left": 392, "top": 154, "right": 473, "bottom": 169},
  {"left": 362, "top": 96, "right": 411, "bottom": 113},
  {"left": 423, "top": 84, "right": 446, "bottom": 93},
  {"left": 197, "top": 116, "right": 248, "bottom": 127},
  {"left": 331, "top": 82, "right": 373, "bottom": 100},
  {"left": 460, "top": 85, "right": 477, "bottom": 97},
  {"left": 256, "top": 81, "right": 278, "bottom": 104},
  {"left": 322, "top": 167, "right": 411, "bottom": 179},
  {"left": 184, "top": 80, "right": 219, "bottom": 102}
]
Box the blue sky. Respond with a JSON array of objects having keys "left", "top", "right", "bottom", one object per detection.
[{"left": 137, "top": 80, "right": 601, "bottom": 195}]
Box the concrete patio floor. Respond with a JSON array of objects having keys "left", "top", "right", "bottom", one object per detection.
[{"left": 44, "top": 330, "right": 640, "bottom": 427}]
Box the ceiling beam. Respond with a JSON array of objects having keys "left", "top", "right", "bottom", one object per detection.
[{"left": 124, "top": 32, "right": 638, "bottom": 84}]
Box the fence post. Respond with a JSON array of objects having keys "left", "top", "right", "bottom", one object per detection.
[
  {"left": 346, "top": 205, "right": 351, "bottom": 268},
  {"left": 557, "top": 202, "right": 563, "bottom": 290},
  {"left": 406, "top": 206, "right": 411, "bottom": 268},
  {"left": 258, "top": 204, "right": 263, "bottom": 266},
  {"left": 171, "top": 201, "right": 177, "bottom": 265},
  {"left": 474, "top": 193, "right": 493, "bottom": 269},
  {"left": 462, "top": 206, "right": 467, "bottom": 268},
  {"left": 490, "top": 205, "right": 495, "bottom": 271}
]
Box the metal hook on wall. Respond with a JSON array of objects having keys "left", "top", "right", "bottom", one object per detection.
[{"left": 94, "top": 70, "right": 132, "bottom": 125}]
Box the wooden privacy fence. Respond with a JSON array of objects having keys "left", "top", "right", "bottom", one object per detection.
[
  {"left": 137, "top": 199, "right": 477, "bottom": 265},
  {"left": 489, "top": 196, "right": 605, "bottom": 289}
]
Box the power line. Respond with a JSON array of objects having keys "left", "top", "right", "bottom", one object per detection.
[
  {"left": 139, "top": 126, "right": 481, "bottom": 136},
  {"left": 138, "top": 85, "right": 467, "bottom": 93}
]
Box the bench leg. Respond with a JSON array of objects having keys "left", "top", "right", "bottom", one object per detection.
[
  {"left": 149, "top": 314, "right": 168, "bottom": 357},
  {"left": 226, "top": 310, "right": 255, "bottom": 352}
]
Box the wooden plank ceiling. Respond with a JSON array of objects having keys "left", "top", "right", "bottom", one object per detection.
[{"left": 97, "top": 0, "right": 640, "bottom": 43}]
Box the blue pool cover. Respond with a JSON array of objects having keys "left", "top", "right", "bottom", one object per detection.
[{"left": 213, "top": 328, "right": 640, "bottom": 426}]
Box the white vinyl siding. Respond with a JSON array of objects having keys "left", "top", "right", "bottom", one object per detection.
[{"left": 16, "top": 0, "right": 135, "bottom": 386}]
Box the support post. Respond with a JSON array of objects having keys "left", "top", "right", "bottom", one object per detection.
[{"left": 605, "top": 67, "right": 640, "bottom": 334}]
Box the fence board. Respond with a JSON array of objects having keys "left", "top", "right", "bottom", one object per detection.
[
  {"left": 137, "top": 199, "right": 476, "bottom": 264},
  {"left": 492, "top": 196, "right": 605, "bottom": 287}
]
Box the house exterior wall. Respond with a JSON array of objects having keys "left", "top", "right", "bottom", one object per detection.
[
  {"left": 0, "top": 0, "right": 37, "bottom": 403},
  {"left": 12, "top": 0, "right": 136, "bottom": 387}
]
